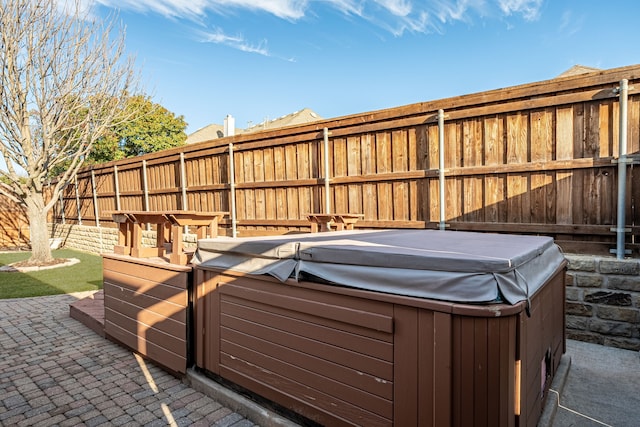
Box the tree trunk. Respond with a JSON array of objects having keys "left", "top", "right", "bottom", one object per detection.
[{"left": 25, "top": 192, "right": 53, "bottom": 264}]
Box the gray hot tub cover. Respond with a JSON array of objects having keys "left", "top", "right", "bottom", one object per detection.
[{"left": 192, "top": 229, "right": 565, "bottom": 305}]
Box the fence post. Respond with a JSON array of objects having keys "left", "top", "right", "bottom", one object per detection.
[
  {"left": 323, "top": 127, "right": 331, "bottom": 216},
  {"left": 614, "top": 79, "right": 630, "bottom": 259},
  {"left": 114, "top": 165, "right": 121, "bottom": 211},
  {"left": 59, "top": 191, "right": 65, "bottom": 224},
  {"left": 229, "top": 142, "right": 237, "bottom": 238},
  {"left": 91, "top": 170, "right": 100, "bottom": 228},
  {"left": 142, "top": 160, "right": 150, "bottom": 230},
  {"left": 180, "top": 153, "right": 189, "bottom": 235},
  {"left": 180, "top": 153, "right": 188, "bottom": 211},
  {"left": 438, "top": 109, "right": 446, "bottom": 231},
  {"left": 74, "top": 175, "right": 82, "bottom": 225}
]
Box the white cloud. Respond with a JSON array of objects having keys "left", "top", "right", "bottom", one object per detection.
[
  {"left": 360, "top": 0, "right": 487, "bottom": 36},
  {"left": 375, "top": 0, "right": 412, "bottom": 17},
  {"left": 83, "top": 0, "right": 545, "bottom": 53},
  {"left": 85, "top": 0, "right": 546, "bottom": 27},
  {"left": 325, "top": 0, "right": 365, "bottom": 16},
  {"left": 431, "top": 0, "right": 484, "bottom": 23},
  {"left": 559, "top": 10, "right": 583, "bottom": 37},
  {"left": 93, "top": 0, "right": 307, "bottom": 20},
  {"left": 498, "top": 0, "right": 543, "bottom": 21},
  {"left": 200, "top": 28, "right": 270, "bottom": 56}
]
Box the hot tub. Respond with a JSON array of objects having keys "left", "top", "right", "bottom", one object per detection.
[{"left": 192, "top": 230, "right": 566, "bottom": 426}]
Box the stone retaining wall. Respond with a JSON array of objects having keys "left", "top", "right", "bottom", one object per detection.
[
  {"left": 48, "top": 223, "right": 197, "bottom": 256},
  {"left": 49, "top": 224, "right": 640, "bottom": 351},
  {"left": 565, "top": 254, "right": 640, "bottom": 351}
]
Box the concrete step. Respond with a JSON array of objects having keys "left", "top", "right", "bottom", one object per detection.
[{"left": 69, "top": 290, "right": 105, "bottom": 338}]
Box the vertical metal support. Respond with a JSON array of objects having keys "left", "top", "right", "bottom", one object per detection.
[
  {"left": 180, "top": 152, "right": 188, "bottom": 211},
  {"left": 615, "top": 79, "right": 629, "bottom": 259},
  {"left": 323, "top": 127, "right": 331, "bottom": 216},
  {"left": 142, "top": 160, "right": 150, "bottom": 211},
  {"left": 142, "top": 160, "right": 150, "bottom": 230},
  {"left": 90, "top": 170, "right": 100, "bottom": 227},
  {"left": 74, "top": 175, "right": 82, "bottom": 225},
  {"left": 180, "top": 153, "right": 189, "bottom": 235},
  {"left": 229, "top": 142, "right": 237, "bottom": 238},
  {"left": 438, "top": 109, "right": 446, "bottom": 231},
  {"left": 114, "top": 165, "right": 121, "bottom": 211}
]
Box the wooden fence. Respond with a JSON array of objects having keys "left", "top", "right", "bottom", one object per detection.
[
  {"left": 0, "top": 196, "right": 29, "bottom": 249},
  {"left": 50, "top": 64, "right": 640, "bottom": 256}
]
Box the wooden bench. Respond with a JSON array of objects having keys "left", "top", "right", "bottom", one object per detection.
[
  {"left": 107, "top": 210, "right": 227, "bottom": 265},
  {"left": 307, "top": 213, "right": 364, "bottom": 232}
]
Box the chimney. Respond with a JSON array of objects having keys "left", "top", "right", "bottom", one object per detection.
[{"left": 224, "top": 114, "right": 235, "bottom": 137}]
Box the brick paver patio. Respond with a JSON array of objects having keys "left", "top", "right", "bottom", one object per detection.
[{"left": 0, "top": 293, "right": 258, "bottom": 427}]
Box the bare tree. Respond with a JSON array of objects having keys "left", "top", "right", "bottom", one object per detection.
[{"left": 0, "top": 0, "right": 136, "bottom": 264}]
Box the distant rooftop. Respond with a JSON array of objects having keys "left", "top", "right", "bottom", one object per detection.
[
  {"left": 557, "top": 64, "right": 602, "bottom": 78},
  {"left": 186, "top": 108, "right": 322, "bottom": 145}
]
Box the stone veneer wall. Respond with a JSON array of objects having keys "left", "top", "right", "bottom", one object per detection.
[
  {"left": 48, "top": 223, "right": 197, "bottom": 256},
  {"left": 49, "top": 224, "right": 640, "bottom": 351},
  {"left": 564, "top": 254, "right": 640, "bottom": 351}
]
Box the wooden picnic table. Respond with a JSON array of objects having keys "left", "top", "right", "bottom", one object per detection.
[
  {"left": 307, "top": 213, "right": 364, "bottom": 232},
  {"left": 106, "top": 210, "right": 227, "bottom": 265}
]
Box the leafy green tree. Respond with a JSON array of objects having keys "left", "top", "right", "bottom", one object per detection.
[{"left": 89, "top": 95, "right": 187, "bottom": 163}]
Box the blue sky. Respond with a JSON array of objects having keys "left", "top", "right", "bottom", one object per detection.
[{"left": 86, "top": 0, "right": 640, "bottom": 134}]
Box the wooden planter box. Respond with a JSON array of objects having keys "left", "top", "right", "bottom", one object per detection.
[
  {"left": 192, "top": 230, "right": 566, "bottom": 426},
  {"left": 103, "top": 254, "right": 193, "bottom": 374}
]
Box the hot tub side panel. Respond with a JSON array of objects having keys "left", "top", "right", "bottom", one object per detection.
[
  {"left": 103, "top": 255, "right": 192, "bottom": 374},
  {"left": 518, "top": 265, "right": 566, "bottom": 427},
  {"left": 195, "top": 269, "right": 397, "bottom": 426},
  {"left": 194, "top": 269, "right": 544, "bottom": 426}
]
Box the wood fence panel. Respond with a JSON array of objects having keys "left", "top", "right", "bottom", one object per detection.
[
  {"left": 484, "top": 117, "right": 506, "bottom": 223},
  {"left": 46, "top": 64, "right": 640, "bottom": 255},
  {"left": 285, "top": 143, "right": 299, "bottom": 220},
  {"left": 253, "top": 148, "right": 266, "bottom": 220},
  {"left": 0, "top": 197, "right": 29, "bottom": 248},
  {"left": 361, "top": 133, "right": 378, "bottom": 220},
  {"left": 445, "top": 122, "right": 462, "bottom": 222},
  {"left": 273, "top": 146, "right": 286, "bottom": 220},
  {"left": 427, "top": 124, "right": 439, "bottom": 223},
  {"left": 630, "top": 98, "right": 640, "bottom": 153},
  {"left": 347, "top": 136, "right": 362, "bottom": 215},
  {"left": 376, "top": 131, "right": 393, "bottom": 221},
  {"left": 407, "top": 128, "right": 419, "bottom": 222},
  {"left": 333, "top": 136, "right": 348, "bottom": 214},
  {"left": 392, "top": 130, "right": 408, "bottom": 221}
]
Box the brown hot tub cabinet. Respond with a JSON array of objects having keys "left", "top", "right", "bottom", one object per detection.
[
  {"left": 192, "top": 230, "right": 566, "bottom": 427},
  {"left": 102, "top": 254, "right": 192, "bottom": 374}
]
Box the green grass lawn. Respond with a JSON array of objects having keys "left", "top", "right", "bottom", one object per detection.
[{"left": 0, "top": 249, "right": 102, "bottom": 299}]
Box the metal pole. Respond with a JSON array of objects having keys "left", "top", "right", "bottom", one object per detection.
[
  {"left": 438, "top": 109, "right": 446, "bottom": 231},
  {"left": 615, "top": 79, "right": 629, "bottom": 259},
  {"left": 114, "top": 165, "right": 121, "bottom": 211},
  {"left": 142, "top": 160, "right": 150, "bottom": 231},
  {"left": 323, "top": 128, "right": 331, "bottom": 216},
  {"left": 180, "top": 153, "right": 188, "bottom": 211},
  {"left": 229, "top": 142, "right": 237, "bottom": 238},
  {"left": 142, "top": 160, "right": 149, "bottom": 212}
]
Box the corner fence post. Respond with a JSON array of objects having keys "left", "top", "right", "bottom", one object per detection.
[
  {"left": 229, "top": 142, "right": 237, "bottom": 238},
  {"left": 613, "top": 79, "right": 630, "bottom": 259},
  {"left": 323, "top": 127, "right": 331, "bottom": 216},
  {"left": 114, "top": 165, "right": 121, "bottom": 211},
  {"left": 438, "top": 109, "right": 446, "bottom": 231}
]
